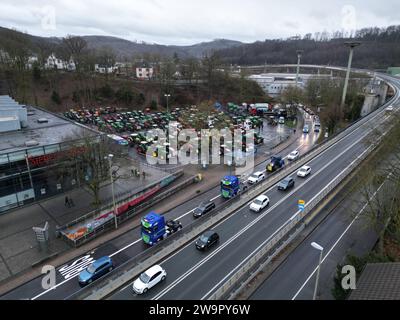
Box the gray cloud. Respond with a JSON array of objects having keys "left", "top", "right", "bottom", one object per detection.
[{"left": 0, "top": 0, "right": 399, "bottom": 45}]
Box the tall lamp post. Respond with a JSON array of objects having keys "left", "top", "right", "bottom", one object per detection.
[
  {"left": 311, "top": 241, "right": 324, "bottom": 300},
  {"left": 105, "top": 154, "right": 118, "bottom": 229},
  {"left": 296, "top": 50, "right": 303, "bottom": 86},
  {"left": 164, "top": 94, "right": 171, "bottom": 113},
  {"left": 340, "top": 41, "right": 361, "bottom": 109}
]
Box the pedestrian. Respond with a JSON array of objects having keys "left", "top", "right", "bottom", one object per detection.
[
  {"left": 69, "top": 197, "right": 75, "bottom": 207},
  {"left": 142, "top": 171, "right": 146, "bottom": 180},
  {"left": 293, "top": 128, "right": 296, "bottom": 134},
  {"left": 65, "top": 196, "right": 69, "bottom": 207}
]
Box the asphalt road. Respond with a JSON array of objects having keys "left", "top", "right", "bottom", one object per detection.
[
  {"left": 249, "top": 177, "right": 387, "bottom": 300},
  {"left": 109, "top": 74, "right": 400, "bottom": 300},
  {"left": 0, "top": 114, "right": 315, "bottom": 300}
]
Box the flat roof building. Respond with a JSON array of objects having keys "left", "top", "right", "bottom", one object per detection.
[{"left": 0, "top": 96, "right": 101, "bottom": 212}]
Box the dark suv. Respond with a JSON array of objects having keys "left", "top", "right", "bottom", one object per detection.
[
  {"left": 193, "top": 201, "right": 216, "bottom": 218},
  {"left": 195, "top": 231, "right": 219, "bottom": 251},
  {"left": 277, "top": 177, "right": 295, "bottom": 191}
]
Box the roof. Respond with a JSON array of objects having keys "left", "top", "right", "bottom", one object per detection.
[
  {"left": 144, "top": 265, "right": 163, "bottom": 276},
  {"left": 348, "top": 262, "right": 400, "bottom": 300},
  {"left": 92, "top": 256, "right": 111, "bottom": 268},
  {"left": 0, "top": 105, "right": 96, "bottom": 155}
]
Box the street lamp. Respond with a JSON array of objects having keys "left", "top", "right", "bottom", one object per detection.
[
  {"left": 296, "top": 50, "right": 304, "bottom": 86},
  {"left": 105, "top": 153, "right": 118, "bottom": 229},
  {"left": 340, "top": 41, "right": 361, "bottom": 109},
  {"left": 311, "top": 241, "right": 324, "bottom": 300},
  {"left": 164, "top": 94, "right": 171, "bottom": 113}
]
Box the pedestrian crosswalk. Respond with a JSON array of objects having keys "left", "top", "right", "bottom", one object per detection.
[{"left": 58, "top": 254, "right": 94, "bottom": 280}]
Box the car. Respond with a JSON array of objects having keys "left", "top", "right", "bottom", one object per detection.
[
  {"left": 166, "top": 220, "right": 182, "bottom": 234},
  {"left": 132, "top": 264, "right": 167, "bottom": 294},
  {"left": 287, "top": 150, "right": 299, "bottom": 161},
  {"left": 278, "top": 116, "right": 285, "bottom": 124},
  {"left": 249, "top": 195, "right": 270, "bottom": 212},
  {"left": 193, "top": 201, "right": 216, "bottom": 218},
  {"left": 247, "top": 171, "right": 265, "bottom": 184},
  {"left": 297, "top": 165, "right": 311, "bottom": 177},
  {"left": 78, "top": 256, "right": 113, "bottom": 286},
  {"left": 195, "top": 230, "right": 219, "bottom": 250},
  {"left": 277, "top": 177, "right": 295, "bottom": 191},
  {"left": 385, "top": 105, "right": 394, "bottom": 112},
  {"left": 303, "top": 125, "right": 309, "bottom": 133}
]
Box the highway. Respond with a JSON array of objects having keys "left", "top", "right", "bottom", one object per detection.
[
  {"left": 109, "top": 73, "right": 400, "bottom": 300},
  {"left": 249, "top": 174, "right": 387, "bottom": 300},
  {"left": 0, "top": 113, "right": 316, "bottom": 300}
]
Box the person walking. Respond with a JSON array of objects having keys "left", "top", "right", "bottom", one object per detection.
[
  {"left": 69, "top": 197, "right": 75, "bottom": 207},
  {"left": 65, "top": 196, "right": 70, "bottom": 208},
  {"left": 142, "top": 171, "right": 146, "bottom": 180}
]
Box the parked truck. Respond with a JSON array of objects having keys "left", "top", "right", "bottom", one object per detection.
[
  {"left": 141, "top": 212, "right": 182, "bottom": 245},
  {"left": 267, "top": 155, "right": 285, "bottom": 172}
]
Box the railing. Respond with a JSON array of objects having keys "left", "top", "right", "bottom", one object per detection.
[{"left": 58, "top": 170, "right": 184, "bottom": 247}]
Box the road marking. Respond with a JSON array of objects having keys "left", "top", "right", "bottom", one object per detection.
[
  {"left": 291, "top": 175, "right": 390, "bottom": 300},
  {"left": 151, "top": 131, "right": 375, "bottom": 300}
]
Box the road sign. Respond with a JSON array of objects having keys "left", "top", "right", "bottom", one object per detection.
[{"left": 298, "top": 199, "right": 305, "bottom": 211}]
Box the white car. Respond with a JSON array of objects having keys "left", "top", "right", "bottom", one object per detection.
[
  {"left": 132, "top": 265, "right": 166, "bottom": 294},
  {"left": 385, "top": 105, "right": 394, "bottom": 112},
  {"left": 288, "top": 150, "right": 299, "bottom": 161},
  {"left": 297, "top": 165, "right": 311, "bottom": 177},
  {"left": 247, "top": 171, "right": 265, "bottom": 184},
  {"left": 249, "top": 195, "right": 270, "bottom": 212}
]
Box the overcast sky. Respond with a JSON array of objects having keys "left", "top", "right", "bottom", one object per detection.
[{"left": 1, "top": 0, "right": 399, "bottom": 45}]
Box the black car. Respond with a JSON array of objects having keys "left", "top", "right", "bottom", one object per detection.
[
  {"left": 195, "top": 231, "right": 219, "bottom": 250},
  {"left": 277, "top": 177, "right": 295, "bottom": 191},
  {"left": 193, "top": 201, "right": 216, "bottom": 218},
  {"left": 165, "top": 220, "right": 182, "bottom": 234}
]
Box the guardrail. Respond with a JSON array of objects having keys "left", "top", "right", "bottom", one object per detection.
[
  {"left": 71, "top": 74, "right": 398, "bottom": 299},
  {"left": 58, "top": 170, "right": 184, "bottom": 247},
  {"left": 208, "top": 114, "right": 393, "bottom": 300}
]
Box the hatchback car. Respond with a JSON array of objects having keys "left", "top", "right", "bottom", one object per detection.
[
  {"left": 193, "top": 201, "right": 216, "bottom": 218},
  {"left": 277, "top": 177, "right": 295, "bottom": 191},
  {"left": 297, "top": 165, "right": 311, "bottom": 177},
  {"left": 247, "top": 171, "right": 265, "bottom": 184},
  {"left": 385, "top": 105, "right": 394, "bottom": 112},
  {"left": 287, "top": 150, "right": 299, "bottom": 161},
  {"left": 249, "top": 195, "right": 270, "bottom": 212},
  {"left": 78, "top": 256, "right": 113, "bottom": 286},
  {"left": 132, "top": 265, "right": 167, "bottom": 294},
  {"left": 195, "top": 230, "right": 219, "bottom": 250},
  {"left": 303, "top": 125, "right": 309, "bottom": 133}
]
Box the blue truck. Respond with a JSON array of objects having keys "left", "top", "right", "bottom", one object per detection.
[
  {"left": 141, "top": 212, "right": 182, "bottom": 245},
  {"left": 267, "top": 155, "right": 285, "bottom": 172},
  {"left": 220, "top": 175, "right": 243, "bottom": 199}
]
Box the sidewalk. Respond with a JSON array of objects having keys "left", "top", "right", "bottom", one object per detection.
[
  {"left": 0, "top": 116, "right": 305, "bottom": 295},
  {"left": 0, "top": 158, "right": 170, "bottom": 284}
]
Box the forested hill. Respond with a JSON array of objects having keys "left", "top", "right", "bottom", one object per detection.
[{"left": 215, "top": 26, "right": 400, "bottom": 69}]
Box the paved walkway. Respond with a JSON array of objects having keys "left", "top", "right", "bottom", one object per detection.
[
  {"left": 0, "top": 158, "right": 169, "bottom": 284},
  {"left": 0, "top": 117, "right": 305, "bottom": 295}
]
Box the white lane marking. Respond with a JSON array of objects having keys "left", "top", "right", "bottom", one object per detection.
[
  {"left": 151, "top": 131, "right": 375, "bottom": 300},
  {"left": 109, "top": 239, "right": 142, "bottom": 258},
  {"left": 290, "top": 175, "right": 390, "bottom": 300}
]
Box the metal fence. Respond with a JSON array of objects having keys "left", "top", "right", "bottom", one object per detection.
[{"left": 59, "top": 170, "right": 184, "bottom": 247}]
